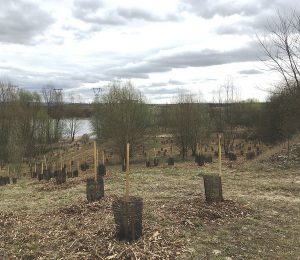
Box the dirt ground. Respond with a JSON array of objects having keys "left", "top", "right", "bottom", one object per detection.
[{"left": 0, "top": 159, "right": 299, "bottom": 259}]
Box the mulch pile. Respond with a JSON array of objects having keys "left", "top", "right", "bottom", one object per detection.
[
  {"left": 33, "top": 177, "right": 84, "bottom": 192},
  {"left": 266, "top": 142, "right": 300, "bottom": 168},
  {"left": 0, "top": 194, "right": 251, "bottom": 259},
  {"left": 169, "top": 197, "right": 250, "bottom": 225}
]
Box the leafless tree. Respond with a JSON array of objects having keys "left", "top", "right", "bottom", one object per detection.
[
  {"left": 257, "top": 10, "right": 300, "bottom": 154},
  {"left": 64, "top": 92, "right": 82, "bottom": 142},
  {"left": 213, "top": 78, "right": 240, "bottom": 155},
  {"left": 91, "top": 81, "right": 152, "bottom": 164},
  {"left": 168, "top": 91, "right": 211, "bottom": 160},
  {"left": 42, "top": 85, "right": 64, "bottom": 142},
  {"left": 257, "top": 10, "right": 300, "bottom": 93}
]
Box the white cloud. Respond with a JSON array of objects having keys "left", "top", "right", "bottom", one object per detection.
[{"left": 0, "top": 0, "right": 295, "bottom": 103}]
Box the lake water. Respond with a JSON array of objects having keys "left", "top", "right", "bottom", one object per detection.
[
  {"left": 64, "top": 119, "right": 93, "bottom": 137},
  {"left": 77, "top": 119, "right": 93, "bottom": 136}
]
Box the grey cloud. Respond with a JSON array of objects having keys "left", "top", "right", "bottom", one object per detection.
[
  {"left": 239, "top": 69, "right": 263, "bottom": 75},
  {"left": 168, "top": 79, "right": 185, "bottom": 85},
  {"left": 215, "top": 24, "right": 250, "bottom": 35},
  {"left": 181, "top": 0, "right": 262, "bottom": 19},
  {"left": 0, "top": 0, "right": 54, "bottom": 44},
  {"left": 73, "top": 3, "right": 181, "bottom": 28},
  {"left": 73, "top": 0, "right": 103, "bottom": 11},
  {"left": 214, "top": 12, "right": 276, "bottom": 36},
  {"left": 0, "top": 64, "right": 108, "bottom": 94},
  {"left": 106, "top": 70, "right": 149, "bottom": 79},
  {"left": 182, "top": 0, "right": 299, "bottom": 19},
  {"left": 141, "top": 86, "right": 189, "bottom": 96},
  {"left": 106, "top": 42, "right": 262, "bottom": 78},
  {"left": 144, "top": 80, "right": 186, "bottom": 88},
  {"left": 116, "top": 8, "right": 181, "bottom": 22}
]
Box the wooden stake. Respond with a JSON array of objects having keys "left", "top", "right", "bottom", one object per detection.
[
  {"left": 218, "top": 134, "right": 222, "bottom": 176},
  {"left": 77, "top": 161, "right": 80, "bottom": 172},
  {"left": 102, "top": 150, "right": 105, "bottom": 165},
  {"left": 154, "top": 148, "right": 156, "bottom": 158},
  {"left": 60, "top": 151, "right": 63, "bottom": 171},
  {"left": 42, "top": 162, "right": 44, "bottom": 175},
  {"left": 200, "top": 141, "right": 202, "bottom": 155},
  {"left": 44, "top": 155, "right": 48, "bottom": 170},
  {"left": 34, "top": 163, "right": 37, "bottom": 173},
  {"left": 125, "top": 143, "right": 130, "bottom": 201},
  {"left": 96, "top": 146, "right": 99, "bottom": 167},
  {"left": 94, "top": 141, "right": 97, "bottom": 180}
]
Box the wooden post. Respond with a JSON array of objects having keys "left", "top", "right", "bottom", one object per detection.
[
  {"left": 218, "top": 134, "right": 222, "bottom": 176},
  {"left": 170, "top": 144, "right": 173, "bottom": 156},
  {"left": 102, "top": 150, "right": 105, "bottom": 165},
  {"left": 77, "top": 161, "right": 80, "bottom": 172},
  {"left": 42, "top": 162, "right": 44, "bottom": 175},
  {"left": 154, "top": 148, "right": 156, "bottom": 158},
  {"left": 96, "top": 145, "right": 99, "bottom": 167},
  {"left": 60, "top": 152, "right": 63, "bottom": 171},
  {"left": 35, "top": 163, "right": 37, "bottom": 173},
  {"left": 94, "top": 141, "right": 97, "bottom": 180},
  {"left": 7, "top": 166, "right": 10, "bottom": 177},
  {"left": 125, "top": 143, "right": 130, "bottom": 201},
  {"left": 200, "top": 141, "right": 202, "bottom": 155},
  {"left": 44, "top": 155, "right": 48, "bottom": 170}
]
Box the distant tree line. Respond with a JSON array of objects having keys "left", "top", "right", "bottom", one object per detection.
[{"left": 91, "top": 81, "right": 267, "bottom": 162}]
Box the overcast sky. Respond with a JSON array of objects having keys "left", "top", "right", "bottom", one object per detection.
[{"left": 0, "top": 0, "right": 298, "bottom": 103}]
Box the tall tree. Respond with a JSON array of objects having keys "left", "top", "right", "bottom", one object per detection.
[
  {"left": 42, "top": 86, "right": 64, "bottom": 143},
  {"left": 64, "top": 92, "right": 82, "bottom": 142},
  {"left": 91, "top": 81, "right": 152, "bottom": 163},
  {"left": 212, "top": 78, "right": 240, "bottom": 155},
  {"left": 257, "top": 10, "right": 300, "bottom": 92},
  {"left": 257, "top": 10, "right": 300, "bottom": 147},
  {"left": 168, "top": 92, "right": 211, "bottom": 160}
]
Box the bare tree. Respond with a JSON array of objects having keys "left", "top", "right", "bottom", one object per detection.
[
  {"left": 91, "top": 81, "right": 152, "bottom": 164},
  {"left": 64, "top": 92, "right": 82, "bottom": 142},
  {"left": 212, "top": 78, "right": 240, "bottom": 155},
  {"left": 168, "top": 91, "right": 211, "bottom": 160},
  {"left": 42, "top": 85, "right": 64, "bottom": 142},
  {"left": 257, "top": 10, "right": 300, "bottom": 151},
  {"left": 257, "top": 10, "right": 300, "bottom": 92}
]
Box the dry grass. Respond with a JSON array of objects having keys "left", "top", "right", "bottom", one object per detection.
[{"left": 0, "top": 159, "right": 299, "bottom": 259}]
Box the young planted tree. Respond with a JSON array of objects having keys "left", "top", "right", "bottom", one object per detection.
[
  {"left": 113, "top": 143, "right": 143, "bottom": 241},
  {"left": 91, "top": 81, "right": 152, "bottom": 168}
]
